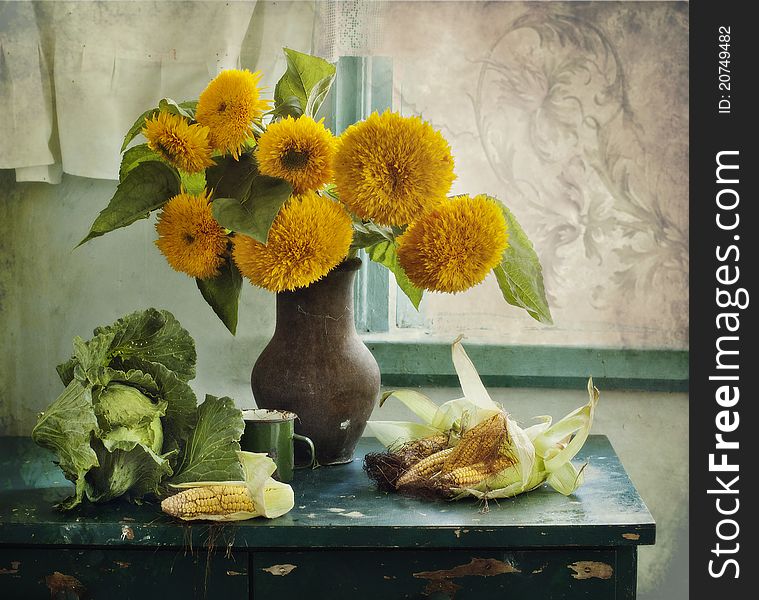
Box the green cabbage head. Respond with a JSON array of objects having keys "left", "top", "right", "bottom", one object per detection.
[
  {"left": 31, "top": 309, "right": 244, "bottom": 509},
  {"left": 95, "top": 383, "right": 166, "bottom": 454},
  {"left": 84, "top": 383, "right": 171, "bottom": 503}
]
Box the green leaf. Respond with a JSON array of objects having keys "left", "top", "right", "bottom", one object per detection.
[
  {"left": 492, "top": 200, "right": 553, "bottom": 324},
  {"left": 196, "top": 259, "right": 243, "bottom": 335},
  {"left": 268, "top": 96, "right": 304, "bottom": 120},
  {"left": 93, "top": 383, "right": 163, "bottom": 430},
  {"left": 91, "top": 367, "right": 161, "bottom": 397},
  {"left": 304, "top": 73, "right": 335, "bottom": 118},
  {"left": 78, "top": 161, "right": 180, "bottom": 246},
  {"left": 96, "top": 308, "right": 197, "bottom": 382},
  {"left": 119, "top": 144, "right": 161, "bottom": 181},
  {"left": 67, "top": 331, "right": 118, "bottom": 384},
  {"left": 205, "top": 154, "right": 258, "bottom": 200},
  {"left": 31, "top": 381, "right": 100, "bottom": 510},
  {"left": 366, "top": 240, "right": 424, "bottom": 309},
  {"left": 121, "top": 108, "right": 159, "bottom": 153},
  {"left": 177, "top": 100, "right": 198, "bottom": 118},
  {"left": 85, "top": 438, "right": 174, "bottom": 503},
  {"left": 351, "top": 221, "right": 395, "bottom": 250},
  {"left": 274, "top": 48, "right": 336, "bottom": 118},
  {"left": 170, "top": 395, "right": 244, "bottom": 484},
  {"left": 158, "top": 97, "right": 194, "bottom": 119},
  {"left": 56, "top": 359, "right": 76, "bottom": 387},
  {"left": 322, "top": 183, "right": 339, "bottom": 201},
  {"left": 62, "top": 334, "right": 153, "bottom": 388},
  {"left": 180, "top": 170, "right": 206, "bottom": 195},
  {"left": 212, "top": 175, "right": 293, "bottom": 243},
  {"left": 126, "top": 358, "right": 198, "bottom": 457}
]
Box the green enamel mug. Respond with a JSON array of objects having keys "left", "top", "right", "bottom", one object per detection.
[{"left": 240, "top": 409, "right": 315, "bottom": 483}]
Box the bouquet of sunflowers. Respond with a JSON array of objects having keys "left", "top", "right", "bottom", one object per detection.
[{"left": 80, "top": 49, "right": 551, "bottom": 333}]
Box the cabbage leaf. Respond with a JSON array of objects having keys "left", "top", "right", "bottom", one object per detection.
[
  {"left": 57, "top": 308, "right": 196, "bottom": 385},
  {"left": 85, "top": 439, "right": 175, "bottom": 503},
  {"left": 170, "top": 395, "right": 245, "bottom": 484},
  {"left": 31, "top": 380, "right": 100, "bottom": 510}
]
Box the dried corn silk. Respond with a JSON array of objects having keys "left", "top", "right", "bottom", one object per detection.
[
  {"left": 364, "top": 435, "right": 450, "bottom": 491},
  {"left": 397, "top": 434, "right": 450, "bottom": 463}
]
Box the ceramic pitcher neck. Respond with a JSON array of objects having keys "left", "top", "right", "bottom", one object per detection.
[{"left": 273, "top": 258, "right": 361, "bottom": 337}]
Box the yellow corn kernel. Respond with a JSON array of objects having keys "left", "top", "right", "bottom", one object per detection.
[
  {"left": 161, "top": 484, "right": 255, "bottom": 519},
  {"left": 395, "top": 434, "right": 451, "bottom": 470},
  {"left": 440, "top": 456, "right": 514, "bottom": 487},
  {"left": 442, "top": 413, "right": 508, "bottom": 473},
  {"left": 396, "top": 447, "right": 454, "bottom": 488}
]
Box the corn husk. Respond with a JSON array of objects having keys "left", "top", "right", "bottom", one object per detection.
[
  {"left": 162, "top": 451, "right": 295, "bottom": 521},
  {"left": 365, "top": 338, "right": 599, "bottom": 500}
]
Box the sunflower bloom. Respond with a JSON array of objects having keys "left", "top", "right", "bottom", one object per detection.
[
  {"left": 195, "top": 69, "right": 269, "bottom": 159},
  {"left": 256, "top": 116, "right": 336, "bottom": 193},
  {"left": 397, "top": 194, "right": 509, "bottom": 293},
  {"left": 142, "top": 112, "right": 214, "bottom": 174},
  {"left": 333, "top": 110, "right": 455, "bottom": 226},
  {"left": 232, "top": 191, "right": 352, "bottom": 292},
  {"left": 155, "top": 190, "right": 229, "bottom": 279}
]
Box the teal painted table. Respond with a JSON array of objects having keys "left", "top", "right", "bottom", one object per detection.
[{"left": 0, "top": 435, "right": 654, "bottom": 599}]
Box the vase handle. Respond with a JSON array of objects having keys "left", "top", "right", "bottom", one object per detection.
[{"left": 293, "top": 434, "right": 316, "bottom": 469}]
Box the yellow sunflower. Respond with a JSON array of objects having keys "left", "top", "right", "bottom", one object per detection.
[
  {"left": 256, "top": 116, "right": 336, "bottom": 193},
  {"left": 155, "top": 190, "right": 229, "bottom": 279},
  {"left": 195, "top": 69, "right": 269, "bottom": 159},
  {"left": 333, "top": 110, "right": 455, "bottom": 226},
  {"left": 232, "top": 191, "right": 353, "bottom": 292},
  {"left": 397, "top": 194, "right": 508, "bottom": 293},
  {"left": 142, "top": 112, "right": 214, "bottom": 174}
]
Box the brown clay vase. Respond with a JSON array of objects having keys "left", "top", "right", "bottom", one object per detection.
[{"left": 250, "top": 258, "right": 381, "bottom": 465}]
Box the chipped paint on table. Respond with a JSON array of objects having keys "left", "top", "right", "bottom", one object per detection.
[
  {"left": 262, "top": 564, "right": 298, "bottom": 576},
  {"left": 568, "top": 560, "right": 615, "bottom": 580},
  {"left": 253, "top": 549, "right": 624, "bottom": 599}
]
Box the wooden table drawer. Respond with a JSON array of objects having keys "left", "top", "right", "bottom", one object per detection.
[
  {"left": 0, "top": 547, "right": 248, "bottom": 599},
  {"left": 253, "top": 548, "right": 631, "bottom": 599}
]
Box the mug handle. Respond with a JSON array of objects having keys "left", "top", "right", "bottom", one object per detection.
[{"left": 293, "top": 434, "right": 316, "bottom": 469}]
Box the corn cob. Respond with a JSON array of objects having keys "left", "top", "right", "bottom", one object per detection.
[
  {"left": 442, "top": 412, "right": 508, "bottom": 474},
  {"left": 394, "top": 434, "right": 450, "bottom": 469},
  {"left": 161, "top": 484, "right": 254, "bottom": 519},
  {"left": 408, "top": 434, "right": 449, "bottom": 456},
  {"left": 439, "top": 456, "right": 515, "bottom": 487},
  {"left": 396, "top": 447, "right": 454, "bottom": 488}
]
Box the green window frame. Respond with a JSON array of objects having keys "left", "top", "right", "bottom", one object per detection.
[{"left": 324, "top": 58, "right": 688, "bottom": 392}]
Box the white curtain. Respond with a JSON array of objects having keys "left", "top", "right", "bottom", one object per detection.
[
  {"left": 0, "top": 1, "right": 58, "bottom": 181},
  {"left": 314, "top": 0, "right": 385, "bottom": 63},
  {"left": 1, "top": 0, "right": 261, "bottom": 181},
  {"left": 0, "top": 0, "right": 386, "bottom": 183},
  {"left": 0, "top": 1, "right": 252, "bottom": 182}
]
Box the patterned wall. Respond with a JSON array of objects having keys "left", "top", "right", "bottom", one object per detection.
[{"left": 385, "top": 1, "right": 689, "bottom": 349}]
